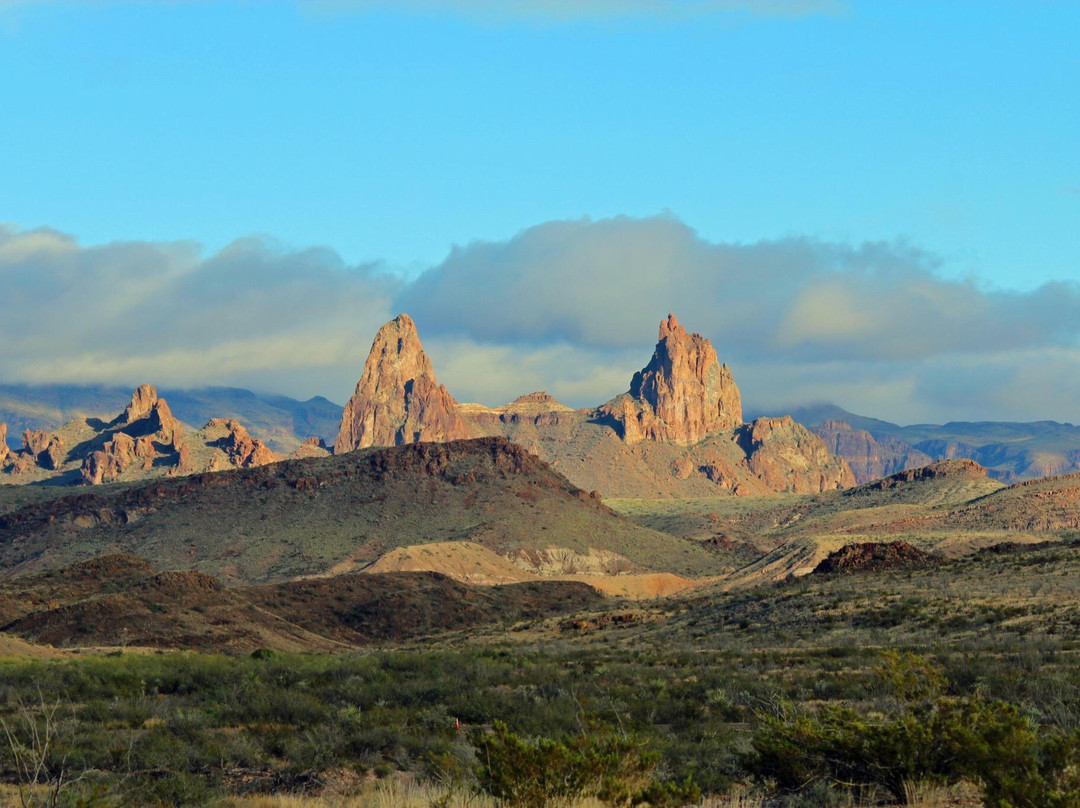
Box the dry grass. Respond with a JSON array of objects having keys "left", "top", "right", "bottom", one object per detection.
[{"left": 219, "top": 778, "right": 983, "bottom": 808}]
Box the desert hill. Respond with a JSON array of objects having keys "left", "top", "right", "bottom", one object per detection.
[
  {"left": 609, "top": 459, "right": 1065, "bottom": 585},
  {"left": 338, "top": 313, "right": 854, "bottom": 498},
  {"left": 0, "top": 436, "right": 723, "bottom": 582},
  {"left": 0, "top": 554, "right": 603, "bottom": 651}
]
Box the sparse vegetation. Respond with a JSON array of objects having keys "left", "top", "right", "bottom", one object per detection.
[{"left": 2, "top": 540, "right": 1080, "bottom": 805}]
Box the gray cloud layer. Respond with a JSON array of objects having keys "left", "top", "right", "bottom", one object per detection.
[
  {"left": 0, "top": 225, "right": 397, "bottom": 402},
  {"left": 4, "top": 216, "right": 1080, "bottom": 425}
]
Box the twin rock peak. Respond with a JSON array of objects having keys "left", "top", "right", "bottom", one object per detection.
[
  {"left": 335, "top": 312, "right": 745, "bottom": 453},
  {"left": 334, "top": 312, "right": 853, "bottom": 498}
]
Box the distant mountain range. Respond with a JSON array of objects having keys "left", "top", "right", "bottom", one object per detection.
[{"left": 754, "top": 403, "right": 1080, "bottom": 484}]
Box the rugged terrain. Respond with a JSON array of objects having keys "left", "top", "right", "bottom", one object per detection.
[
  {"left": 0, "top": 382, "right": 341, "bottom": 453},
  {"left": 0, "top": 554, "right": 602, "bottom": 652},
  {"left": 0, "top": 384, "right": 329, "bottom": 486},
  {"left": 609, "top": 458, "right": 1080, "bottom": 585}
]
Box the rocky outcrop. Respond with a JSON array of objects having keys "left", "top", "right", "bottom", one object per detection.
[
  {"left": 738, "top": 416, "right": 856, "bottom": 493},
  {"left": 290, "top": 436, "right": 331, "bottom": 460},
  {"left": 18, "top": 429, "right": 64, "bottom": 471},
  {"left": 114, "top": 385, "right": 184, "bottom": 443},
  {"left": 334, "top": 313, "right": 471, "bottom": 453},
  {"left": 0, "top": 423, "right": 8, "bottom": 465},
  {"left": 205, "top": 419, "right": 277, "bottom": 468},
  {"left": 859, "top": 458, "right": 989, "bottom": 492},
  {"left": 814, "top": 420, "right": 933, "bottom": 484},
  {"left": 813, "top": 541, "right": 934, "bottom": 575},
  {"left": 81, "top": 432, "right": 161, "bottom": 485},
  {"left": 597, "top": 314, "right": 742, "bottom": 445}
]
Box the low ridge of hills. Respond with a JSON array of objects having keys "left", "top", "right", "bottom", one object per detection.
[
  {"left": 609, "top": 458, "right": 1080, "bottom": 585},
  {"left": 0, "top": 436, "right": 723, "bottom": 582},
  {"left": 0, "top": 553, "right": 603, "bottom": 652}
]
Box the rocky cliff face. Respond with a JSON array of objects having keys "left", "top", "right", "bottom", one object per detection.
[
  {"left": 598, "top": 314, "right": 742, "bottom": 445},
  {"left": 738, "top": 416, "right": 856, "bottom": 493},
  {"left": 334, "top": 313, "right": 471, "bottom": 453},
  {"left": 814, "top": 420, "right": 932, "bottom": 484},
  {"left": 0, "top": 423, "right": 8, "bottom": 465}
]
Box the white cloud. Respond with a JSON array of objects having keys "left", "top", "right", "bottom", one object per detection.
[{"left": 0, "top": 225, "right": 397, "bottom": 403}]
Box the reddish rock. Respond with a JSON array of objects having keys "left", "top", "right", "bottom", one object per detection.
[
  {"left": 860, "top": 458, "right": 988, "bottom": 491},
  {"left": 738, "top": 416, "right": 856, "bottom": 493},
  {"left": 291, "top": 436, "right": 331, "bottom": 460},
  {"left": 22, "top": 429, "right": 51, "bottom": 458},
  {"left": 81, "top": 433, "right": 141, "bottom": 485},
  {"left": 597, "top": 314, "right": 742, "bottom": 445},
  {"left": 116, "top": 384, "right": 184, "bottom": 444},
  {"left": 20, "top": 429, "right": 64, "bottom": 470},
  {"left": 334, "top": 313, "right": 471, "bottom": 453},
  {"left": 205, "top": 418, "right": 277, "bottom": 468},
  {"left": 0, "top": 423, "right": 8, "bottom": 465},
  {"left": 120, "top": 383, "right": 159, "bottom": 424}
]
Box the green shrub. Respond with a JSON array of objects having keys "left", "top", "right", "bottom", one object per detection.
[{"left": 471, "top": 720, "right": 699, "bottom": 808}]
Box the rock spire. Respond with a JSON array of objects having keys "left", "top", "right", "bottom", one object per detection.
[
  {"left": 334, "top": 314, "right": 471, "bottom": 453},
  {"left": 599, "top": 314, "right": 742, "bottom": 444}
]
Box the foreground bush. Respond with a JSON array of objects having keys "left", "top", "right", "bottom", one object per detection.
[
  {"left": 749, "top": 653, "right": 1080, "bottom": 807},
  {"left": 471, "top": 720, "right": 699, "bottom": 808}
]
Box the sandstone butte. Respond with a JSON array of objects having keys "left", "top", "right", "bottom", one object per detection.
[{"left": 334, "top": 312, "right": 855, "bottom": 496}]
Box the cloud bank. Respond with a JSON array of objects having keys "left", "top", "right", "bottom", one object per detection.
[
  {"left": 0, "top": 225, "right": 398, "bottom": 403},
  {"left": 4, "top": 215, "right": 1080, "bottom": 425}
]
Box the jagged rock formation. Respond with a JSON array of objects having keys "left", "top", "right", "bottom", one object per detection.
[
  {"left": 1, "top": 384, "right": 281, "bottom": 486},
  {"left": 813, "top": 420, "right": 933, "bottom": 484},
  {"left": 0, "top": 423, "right": 8, "bottom": 465},
  {"left": 335, "top": 314, "right": 470, "bottom": 454},
  {"left": 598, "top": 314, "right": 741, "bottom": 445},
  {"left": 203, "top": 419, "right": 276, "bottom": 469},
  {"left": 290, "top": 436, "right": 332, "bottom": 460},
  {"left": 457, "top": 314, "right": 853, "bottom": 497}
]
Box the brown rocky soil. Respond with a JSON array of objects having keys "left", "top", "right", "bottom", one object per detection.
[{"left": 0, "top": 553, "right": 604, "bottom": 652}]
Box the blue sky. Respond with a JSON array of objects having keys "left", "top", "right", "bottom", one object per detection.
[{"left": 2, "top": 0, "right": 1080, "bottom": 422}]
